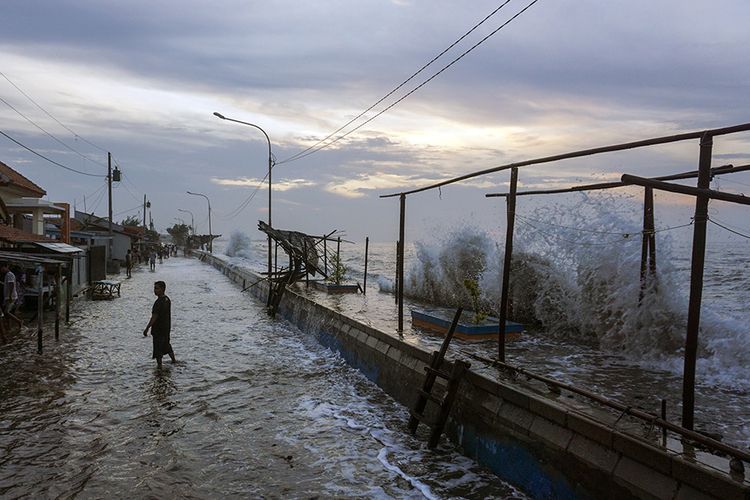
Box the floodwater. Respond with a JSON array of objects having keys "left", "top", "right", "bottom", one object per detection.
[{"left": 0, "top": 257, "right": 526, "bottom": 499}]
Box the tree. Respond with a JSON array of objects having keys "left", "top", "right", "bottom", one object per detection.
[
  {"left": 166, "top": 223, "right": 191, "bottom": 247},
  {"left": 120, "top": 215, "right": 141, "bottom": 227}
]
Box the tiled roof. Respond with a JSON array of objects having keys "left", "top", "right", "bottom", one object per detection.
[
  {"left": 0, "top": 160, "right": 46, "bottom": 197},
  {"left": 0, "top": 224, "right": 51, "bottom": 243}
]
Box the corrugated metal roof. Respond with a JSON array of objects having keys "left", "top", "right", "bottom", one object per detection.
[{"left": 33, "top": 242, "right": 84, "bottom": 254}]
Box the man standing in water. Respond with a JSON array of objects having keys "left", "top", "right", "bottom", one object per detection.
[{"left": 143, "top": 281, "right": 176, "bottom": 368}]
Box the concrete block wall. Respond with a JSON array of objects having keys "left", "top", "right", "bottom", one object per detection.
[{"left": 199, "top": 253, "right": 750, "bottom": 500}]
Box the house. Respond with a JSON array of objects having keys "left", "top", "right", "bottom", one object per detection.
[{"left": 72, "top": 210, "right": 137, "bottom": 262}]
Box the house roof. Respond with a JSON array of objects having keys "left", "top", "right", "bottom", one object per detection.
[
  {"left": 0, "top": 160, "right": 46, "bottom": 197},
  {"left": 74, "top": 210, "right": 128, "bottom": 234},
  {"left": 0, "top": 224, "right": 51, "bottom": 243}
]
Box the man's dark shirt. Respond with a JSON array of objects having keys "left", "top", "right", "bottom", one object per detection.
[{"left": 151, "top": 295, "right": 171, "bottom": 334}]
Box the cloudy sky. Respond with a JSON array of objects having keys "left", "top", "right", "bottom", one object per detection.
[{"left": 1, "top": 0, "right": 749, "bottom": 243}]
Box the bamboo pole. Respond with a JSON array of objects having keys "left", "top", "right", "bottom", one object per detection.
[
  {"left": 55, "top": 265, "right": 61, "bottom": 340},
  {"left": 37, "top": 266, "right": 43, "bottom": 354},
  {"left": 498, "top": 167, "right": 518, "bottom": 362}
]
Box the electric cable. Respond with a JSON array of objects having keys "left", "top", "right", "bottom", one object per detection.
[
  {"left": 0, "top": 129, "right": 106, "bottom": 177},
  {"left": 276, "top": 0, "right": 541, "bottom": 165},
  {"left": 708, "top": 218, "right": 750, "bottom": 239},
  {"left": 1, "top": 70, "right": 109, "bottom": 153},
  {"left": 279, "top": 0, "right": 513, "bottom": 164},
  {"left": 0, "top": 95, "right": 106, "bottom": 170}
]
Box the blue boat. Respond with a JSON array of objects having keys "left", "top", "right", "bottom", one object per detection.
[{"left": 411, "top": 307, "right": 524, "bottom": 341}]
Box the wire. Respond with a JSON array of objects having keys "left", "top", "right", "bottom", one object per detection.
[
  {"left": 279, "top": 0, "right": 513, "bottom": 165},
  {"left": 0, "top": 71, "right": 109, "bottom": 153},
  {"left": 515, "top": 213, "right": 637, "bottom": 236},
  {"left": 114, "top": 204, "right": 143, "bottom": 217},
  {"left": 708, "top": 218, "right": 750, "bottom": 239},
  {"left": 276, "top": 0, "right": 541, "bottom": 165},
  {"left": 0, "top": 95, "right": 106, "bottom": 170},
  {"left": 217, "top": 171, "right": 270, "bottom": 220},
  {"left": 518, "top": 219, "right": 639, "bottom": 247},
  {"left": 0, "top": 129, "right": 106, "bottom": 177}
]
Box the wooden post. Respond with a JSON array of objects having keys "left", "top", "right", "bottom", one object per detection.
[
  {"left": 336, "top": 237, "right": 342, "bottom": 285},
  {"left": 639, "top": 187, "right": 655, "bottom": 302},
  {"left": 303, "top": 240, "right": 309, "bottom": 288},
  {"left": 498, "top": 167, "right": 518, "bottom": 362},
  {"left": 37, "top": 266, "right": 44, "bottom": 354},
  {"left": 682, "top": 132, "right": 713, "bottom": 430},
  {"left": 274, "top": 242, "right": 278, "bottom": 276},
  {"left": 363, "top": 237, "right": 369, "bottom": 295},
  {"left": 323, "top": 236, "right": 328, "bottom": 276},
  {"left": 395, "top": 240, "right": 400, "bottom": 303},
  {"left": 55, "top": 265, "right": 61, "bottom": 340},
  {"left": 65, "top": 267, "right": 72, "bottom": 324},
  {"left": 398, "top": 194, "right": 406, "bottom": 332}
]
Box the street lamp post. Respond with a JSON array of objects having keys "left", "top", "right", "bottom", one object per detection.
[
  {"left": 213, "top": 111, "right": 273, "bottom": 279},
  {"left": 187, "top": 191, "right": 212, "bottom": 252},
  {"left": 178, "top": 208, "right": 195, "bottom": 234}
]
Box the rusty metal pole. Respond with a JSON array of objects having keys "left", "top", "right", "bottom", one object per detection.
[
  {"left": 398, "top": 194, "right": 406, "bottom": 332},
  {"left": 682, "top": 132, "right": 713, "bottom": 430},
  {"left": 363, "top": 237, "right": 369, "bottom": 295},
  {"left": 498, "top": 167, "right": 518, "bottom": 362}
]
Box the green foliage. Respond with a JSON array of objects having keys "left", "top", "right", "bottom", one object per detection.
[
  {"left": 120, "top": 215, "right": 141, "bottom": 227},
  {"left": 166, "top": 223, "right": 191, "bottom": 246},
  {"left": 463, "top": 278, "right": 487, "bottom": 324},
  {"left": 328, "top": 253, "right": 347, "bottom": 285}
]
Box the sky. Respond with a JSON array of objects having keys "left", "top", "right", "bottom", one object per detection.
[{"left": 1, "top": 0, "right": 749, "bottom": 244}]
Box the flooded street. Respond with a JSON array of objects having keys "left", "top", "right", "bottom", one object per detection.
[{"left": 0, "top": 257, "right": 525, "bottom": 499}]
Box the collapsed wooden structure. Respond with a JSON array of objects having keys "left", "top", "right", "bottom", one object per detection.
[{"left": 257, "top": 221, "right": 329, "bottom": 316}]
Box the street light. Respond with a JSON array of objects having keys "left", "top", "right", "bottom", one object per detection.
[
  {"left": 213, "top": 111, "right": 273, "bottom": 278},
  {"left": 187, "top": 191, "right": 212, "bottom": 252},
  {"left": 178, "top": 208, "right": 195, "bottom": 234}
]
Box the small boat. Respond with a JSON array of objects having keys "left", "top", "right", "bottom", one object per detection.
[{"left": 411, "top": 307, "right": 523, "bottom": 341}]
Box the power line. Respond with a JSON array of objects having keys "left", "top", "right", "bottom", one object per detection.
[
  {"left": 279, "top": 0, "right": 513, "bottom": 165},
  {"left": 217, "top": 172, "right": 270, "bottom": 220},
  {"left": 0, "top": 94, "right": 106, "bottom": 170},
  {"left": 708, "top": 218, "right": 750, "bottom": 239},
  {"left": 277, "top": 0, "right": 541, "bottom": 165},
  {"left": 0, "top": 129, "right": 106, "bottom": 177},
  {"left": 0, "top": 71, "right": 109, "bottom": 153}
]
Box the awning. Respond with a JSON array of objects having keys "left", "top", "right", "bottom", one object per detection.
[{"left": 32, "top": 242, "right": 84, "bottom": 254}]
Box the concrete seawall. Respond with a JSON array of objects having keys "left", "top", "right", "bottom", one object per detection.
[{"left": 198, "top": 252, "right": 750, "bottom": 500}]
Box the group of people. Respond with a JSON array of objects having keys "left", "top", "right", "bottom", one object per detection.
[
  {"left": 0, "top": 262, "right": 26, "bottom": 340},
  {"left": 125, "top": 244, "right": 180, "bottom": 277}
]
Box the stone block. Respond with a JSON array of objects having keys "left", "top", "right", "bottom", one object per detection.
[
  {"left": 612, "top": 432, "right": 672, "bottom": 475},
  {"left": 479, "top": 394, "right": 503, "bottom": 417},
  {"left": 386, "top": 346, "right": 402, "bottom": 363},
  {"left": 566, "top": 411, "right": 614, "bottom": 447},
  {"left": 496, "top": 403, "right": 535, "bottom": 435},
  {"left": 613, "top": 456, "right": 678, "bottom": 500},
  {"left": 528, "top": 394, "right": 568, "bottom": 426},
  {"left": 674, "top": 483, "right": 719, "bottom": 500},
  {"left": 672, "top": 457, "right": 747, "bottom": 500},
  {"left": 567, "top": 435, "right": 620, "bottom": 474},
  {"left": 365, "top": 335, "right": 379, "bottom": 348},
  {"left": 496, "top": 383, "right": 531, "bottom": 409},
  {"left": 529, "top": 417, "right": 573, "bottom": 451}
]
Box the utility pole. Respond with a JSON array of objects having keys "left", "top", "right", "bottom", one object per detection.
[{"left": 108, "top": 152, "right": 113, "bottom": 265}]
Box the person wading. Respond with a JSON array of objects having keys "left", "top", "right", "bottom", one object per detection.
[{"left": 142, "top": 280, "right": 176, "bottom": 368}]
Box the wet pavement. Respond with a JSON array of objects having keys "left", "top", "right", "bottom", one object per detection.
[{"left": 0, "top": 256, "right": 526, "bottom": 499}]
